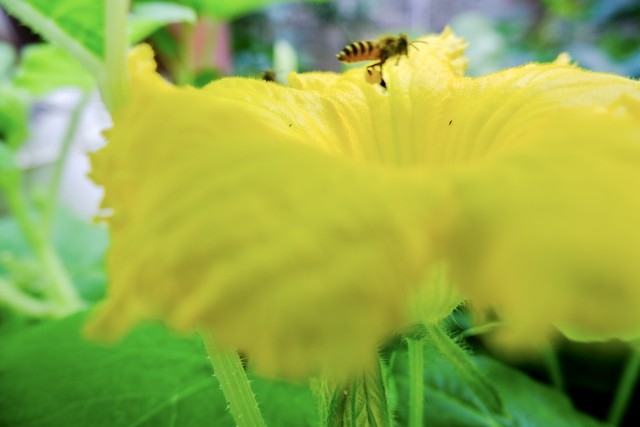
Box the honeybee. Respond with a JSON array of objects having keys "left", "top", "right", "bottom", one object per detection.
[{"left": 337, "top": 33, "right": 425, "bottom": 88}]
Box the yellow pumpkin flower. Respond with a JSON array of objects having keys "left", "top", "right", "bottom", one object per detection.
[{"left": 86, "top": 27, "right": 640, "bottom": 378}]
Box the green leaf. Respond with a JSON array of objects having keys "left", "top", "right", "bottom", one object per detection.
[
  {"left": 0, "top": 312, "right": 233, "bottom": 427},
  {"left": 0, "top": 84, "right": 29, "bottom": 149},
  {"left": 51, "top": 211, "right": 108, "bottom": 302},
  {"left": 392, "top": 343, "right": 609, "bottom": 426},
  {"left": 13, "top": 44, "right": 95, "bottom": 95},
  {"left": 423, "top": 325, "right": 505, "bottom": 418},
  {"left": 475, "top": 356, "right": 610, "bottom": 427},
  {"left": 0, "top": 210, "right": 108, "bottom": 302},
  {"left": 134, "top": 0, "right": 329, "bottom": 20},
  {"left": 129, "top": 2, "right": 197, "bottom": 44},
  {"left": 250, "top": 375, "right": 319, "bottom": 426},
  {"left": 0, "top": 41, "right": 17, "bottom": 80},
  {"left": 0, "top": 0, "right": 104, "bottom": 78},
  {"left": 0, "top": 312, "right": 319, "bottom": 426}
]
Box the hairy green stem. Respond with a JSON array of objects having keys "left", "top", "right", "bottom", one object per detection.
[
  {"left": 459, "top": 321, "right": 502, "bottom": 339},
  {"left": 42, "top": 92, "right": 91, "bottom": 235},
  {"left": 36, "top": 239, "right": 84, "bottom": 314},
  {"left": 104, "top": 0, "right": 130, "bottom": 112},
  {"left": 201, "top": 333, "right": 266, "bottom": 427},
  {"left": 608, "top": 350, "right": 640, "bottom": 426},
  {"left": 423, "top": 324, "right": 503, "bottom": 420},
  {"left": 407, "top": 338, "right": 424, "bottom": 427}
]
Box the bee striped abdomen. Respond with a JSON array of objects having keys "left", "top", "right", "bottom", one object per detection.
[{"left": 337, "top": 40, "right": 380, "bottom": 63}]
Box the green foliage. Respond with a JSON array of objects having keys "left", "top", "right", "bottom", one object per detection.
[
  {"left": 0, "top": 313, "right": 234, "bottom": 426},
  {"left": 50, "top": 213, "right": 108, "bottom": 302},
  {"left": 0, "top": 0, "right": 105, "bottom": 77},
  {"left": 0, "top": 210, "right": 108, "bottom": 302},
  {"left": 129, "top": 2, "right": 197, "bottom": 43},
  {"left": 0, "top": 310, "right": 613, "bottom": 426},
  {"left": 134, "top": 0, "right": 329, "bottom": 20},
  {"left": 476, "top": 357, "right": 610, "bottom": 427},
  {"left": 0, "top": 312, "right": 319, "bottom": 426},
  {"left": 392, "top": 339, "right": 609, "bottom": 427},
  {"left": 323, "top": 362, "right": 393, "bottom": 427},
  {"left": 250, "top": 376, "right": 319, "bottom": 426},
  {"left": 0, "top": 41, "right": 17, "bottom": 80},
  {"left": 0, "top": 85, "right": 29, "bottom": 149},
  {"left": 13, "top": 0, "right": 105, "bottom": 56},
  {"left": 542, "top": 0, "right": 593, "bottom": 18},
  {"left": 13, "top": 44, "right": 94, "bottom": 95},
  {"left": 193, "top": 68, "right": 222, "bottom": 87},
  {"left": 0, "top": 143, "right": 18, "bottom": 188}
]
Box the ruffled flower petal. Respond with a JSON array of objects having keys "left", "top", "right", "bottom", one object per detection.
[
  {"left": 87, "top": 27, "right": 640, "bottom": 377},
  {"left": 431, "top": 56, "right": 640, "bottom": 346},
  {"left": 86, "top": 44, "right": 451, "bottom": 378},
  {"left": 443, "top": 102, "right": 640, "bottom": 346}
]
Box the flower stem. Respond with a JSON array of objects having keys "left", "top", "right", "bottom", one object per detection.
[
  {"left": 201, "top": 333, "right": 266, "bottom": 427},
  {"left": 423, "top": 324, "right": 503, "bottom": 417},
  {"left": 2, "top": 174, "right": 83, "bottom": 315},
  {"left": 607, "top": 350, "right": 640, "bottom": 426},
  {"left": 407, "top": 337, "right": 424, "bottom": 427},
  {"left": 174, "top": 22, "right": 196, "bottom": 86},
  {"left": 104, "top": 0, "right": 130, "bottom": 112},
  {"left": 42, "top": 91, "right": 91, "bottom": 235}
]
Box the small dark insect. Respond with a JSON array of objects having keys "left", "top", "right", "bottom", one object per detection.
[
  {"left": 260, "top": 70, "right": 277, "bottom": 82},
  {"left": 449, "top": 120, "right": 453, "bottom": 125},
  {"left": 337, "top": 33, "right": 426, "bottom": 88}
]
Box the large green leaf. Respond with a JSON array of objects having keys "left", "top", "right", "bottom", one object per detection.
[
  {"left": 392, "top": 342, "right": 609, "bottom": 426},
  {"left": 134, "top": 0, "right": 328, "bottom": 20},
  {"left": 0, "top": 312, "right": 319, "bottom": 426},
  {"left": 0, "top": 0, "right": 104, "bottom": 78},
  {"left": 13, "top": 44, "right": 95, "bottom": 95}
]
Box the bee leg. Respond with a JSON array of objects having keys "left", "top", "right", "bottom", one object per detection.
[
  {"left": 366, "top": 62, "right": 382, "bottom": 75},
  {"left": 373, "top": 62, "right": 387, "bottom": 89},
  {"left": 365, "top": 62, "right": 387, "bottom": 89}
]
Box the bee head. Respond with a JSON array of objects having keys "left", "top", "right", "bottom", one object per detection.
[{"left": 397, "top": 33, "right": 410, "bottom": 56}]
